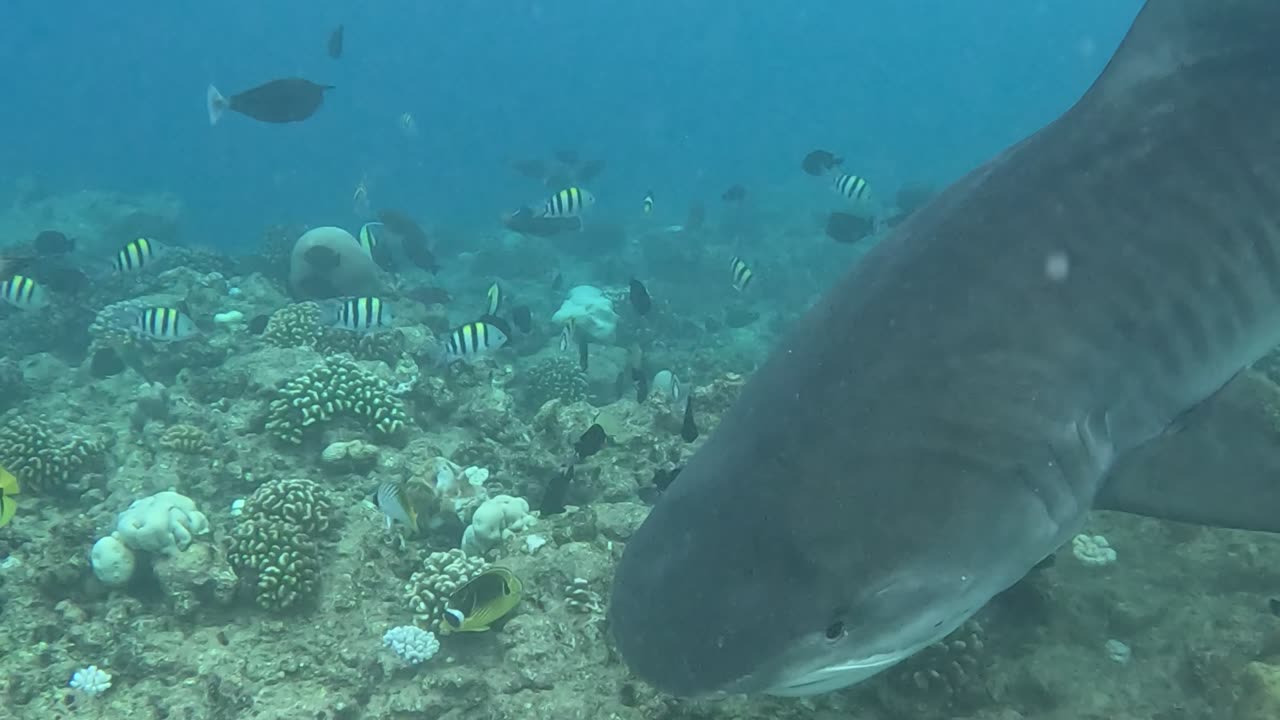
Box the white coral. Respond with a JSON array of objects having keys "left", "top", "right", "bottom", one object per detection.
[
  {"left": 69, "top": 665, "right": 112, "bottom": 695},
  {"left": 461, "top": 494, "right": 535, "bottom": 557},
  {"left": 114, "top": 490, "right": 209, "bottom": 555}
]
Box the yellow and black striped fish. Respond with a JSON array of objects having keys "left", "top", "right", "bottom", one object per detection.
[
  {"left": 0, "top": 275, "right": 47, "bottom": 309},
  {"left": 542, "top": 187, "right": 595, "bottom": 218},
  {"left": 441, "top": 566, "right": 524, "bottom": 634},
  {"left": 643, "top": 190, "right": 654, "bottom": 215},
  {"left": 136, "top": 307, "right": 197, "bottom": 341},
  {"left": 114, "top": 237, "right": 160, "bottom": 273},
  {"left": 357, "top": 222, "right": 381, "bottom": 258},
  {"left": 832, "top": 173, "right": 872, "bottom": 203},
  {"left": 729, "top": 256, "right": 753, "bottom": 292},
  {"left": 333, "top": 296, "right": 392, "bottom": 333},
  {"left": 442, "top": 321, "right": 510, "bottom": 365},
  {"left": 0, "top": 464, "right": 18, "bottom": 529},
  {"left": 486, "top": 282, "right": 503, "bottom": 316}
]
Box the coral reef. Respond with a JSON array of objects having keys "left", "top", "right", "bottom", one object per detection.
[
  {"left": 264, "top": 357, "right": 409, "bottom": 444},
  {"left": 262, "top": 301, "right": 324, "bottom": 348},
  {"left": 0, "top": 415, "right": 101, "bottom": 494},
  {"left": 262, "top": 301, "right": 408, "bottom": 363},
  {"left": 404, "top": 549, "right": 488, "bottom": 628}
]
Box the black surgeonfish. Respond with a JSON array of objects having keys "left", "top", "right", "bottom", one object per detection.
[
  {"left": 629, "top": 279, "right": 652, "bottom": 316},
  {"left": 826, "top": 212, "right": 877, "bottom": 244},
  {"left": 377, "top": 209, "right": 441, "bottom": 273},
  {"left": 206, "top": 78, "right": 333, "bottom": 125},
  {"left": 541, "top": 464, "right": 574, "bottom": 515},
  {"left": 34, "top": 231, "right": 74, "bottom": 255},
  {"left": 511, "top": 305, "right": 533, "bottom": 334},
  {"left": 680, "top": 395, "right": 699, "bottom": 443},
  {"left": 576, "top": 424, "right": 608, "bottom": 459},
  {"left": 328, "top": 25, "right": 344, "bottom": 59},
  {"left": 802, "top": 149, "right": 843, "bottom": 176}
]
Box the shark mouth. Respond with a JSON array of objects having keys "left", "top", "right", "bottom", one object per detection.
[{"left": 762, "top": 650, "right": 914, "bottom": 697}]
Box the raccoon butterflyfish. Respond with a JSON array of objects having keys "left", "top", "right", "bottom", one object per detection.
[{"left": 441, "top": 566, "right": 524, "bottom": 634}]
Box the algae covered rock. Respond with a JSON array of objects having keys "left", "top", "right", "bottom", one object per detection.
[
  {"left": 264, "top": 356, "right": 408, "bottom": 444},
  {"left": 1238, "top": 660, "right": 1280, "bottom": 720}
]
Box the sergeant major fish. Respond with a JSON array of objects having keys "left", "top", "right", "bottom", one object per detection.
[
  {"left": 113, "top": 237, "right": 162, "bottom": 273},
  {"left": 440, "top": 321, "right": 508, "bottom": 365},
  {"left": 0, "top": 275, "right": 47, "bottom": 310},
  {"left": 542, "top": 187, "right": 595, "bottom": 220},
  {"left": 327, "top": 296, "right": 393, "bottom": 333}
]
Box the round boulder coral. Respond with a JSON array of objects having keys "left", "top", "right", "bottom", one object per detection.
[{"left": 289, "top": 226, "right": 383, "bottom": 300}]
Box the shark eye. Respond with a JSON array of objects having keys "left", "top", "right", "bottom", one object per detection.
[{"left": 824, "top": 621, "right": 847, "bottom": 641}]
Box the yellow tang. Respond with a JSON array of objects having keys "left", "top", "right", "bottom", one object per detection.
[
  {"left": 0, "top": 464, "right": 19, "bottom": 529},
  {"left": 440, "top": 566, "right": 523, "bottom": 634}
]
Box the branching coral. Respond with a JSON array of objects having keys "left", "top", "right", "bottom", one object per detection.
[
  {"left": 262, "top": 302, "right": 323, "bottom": 349},
  {"left": 226, "top": 517, "right": 320, "bottom": 611},
  {"left": 240, "top": 478, "right": 333, "bottom": 534},
  {"left": 404, "top": 549, "right": 488, "bottom": 628},
  {"left": 522, "top": 355, "right": 587, "bottom": 409},
  {"left": 158, "top": 424, "right": 211, "bottom": 454},
  {"left": 0, "top": 416, "right": 101, "bottom": 494},
  {"left": 880, "top": 620, "right": 991, "bottom": 715},
  {"left": 261, "top": 301, "right": 405, "bottom": 362},
  {"left": 264, "top": 357, "right": 408, "bottom": 444},
  {"left": 225, "top": 478, "right": 333, "bottom": 610}
]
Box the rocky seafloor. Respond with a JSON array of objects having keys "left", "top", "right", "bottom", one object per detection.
[{"left": 3, "top": 189, "right": 1280, "bottom": 720}]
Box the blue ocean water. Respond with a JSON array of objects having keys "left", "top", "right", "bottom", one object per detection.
[{"left": 0, "top": 0, "right": 1140, "bottom": 250}]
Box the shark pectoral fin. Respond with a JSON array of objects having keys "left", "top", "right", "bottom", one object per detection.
[{"left": 1097, "top": 370, "right": 1280, "bottom": 532}]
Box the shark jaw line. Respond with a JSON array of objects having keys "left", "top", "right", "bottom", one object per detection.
[{"left": 763, "top": 649, "right": 913, "bottom": 697}]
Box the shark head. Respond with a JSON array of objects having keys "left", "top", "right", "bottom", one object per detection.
[{"left": 609, "top": 437, "right": 1015, "bottom": 698}]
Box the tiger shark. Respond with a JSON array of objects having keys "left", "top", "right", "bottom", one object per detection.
[{"left": 610, "top": 0, "right": 1280, "bottom": 698}]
